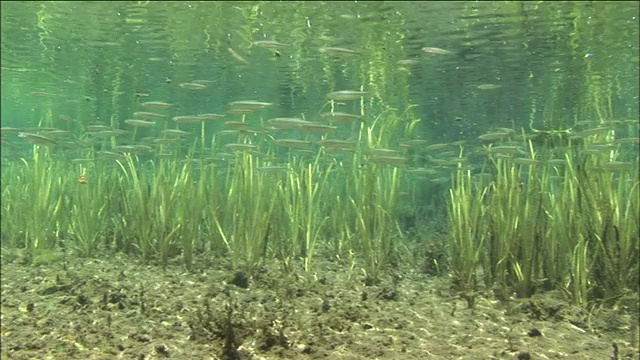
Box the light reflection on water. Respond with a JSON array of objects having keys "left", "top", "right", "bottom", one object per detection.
[{"left": 0, "top": 1, "right": 638, "bottom": 140}]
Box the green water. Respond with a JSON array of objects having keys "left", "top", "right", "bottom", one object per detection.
[
  {"left": 1, "top": 1, "right": 638, "bottom": 296},
  {"left": 2, "top": 2, "right": 637, "bottom": 132}
]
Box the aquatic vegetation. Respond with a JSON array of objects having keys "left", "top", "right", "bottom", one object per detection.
[
  {"left": 20, "top": 147, "right": 67, "bottom": 253},
  {"left": 68, "top": 167, "right": 109, "bottom": 257},
  {"left": 278, "top": 159, "right": 332, "bottom": 272},
  {"left": 350, "top": 163, "right": 403, "bottom": 284},
  {"left": 447, "top": 128, "right": 639, "bottom": 306},
  {"left": 214, "top": 150, "right": 277, "bottom": 274},
  {"left": 0, "top": 2, "right": 636, "bottom": 320},
  {"left": 448, "top": 162, "right": 488, "bottom": 303}
]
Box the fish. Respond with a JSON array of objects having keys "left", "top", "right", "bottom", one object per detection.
[
  {"left": 224, "top": 121, "right": 249, "bottom": 128},
  {"left": 216, "top": 130, "right": 242, "bottom": 137},
  {"left": 326, "top": 90, "right": 368, "bottom": 101},
  {"left": 85, "top": 124, "right": 113, "bottom": 132},
  {"left": 133, "top": 111, "right": 167, "bottom": 120},
  {"left": 228, "top": 100, "right": 273, "bottom": 114},
  {"left": 18, "top": 132, "right": 57, "bottom": 146},
  {"left": 546, "top": 159, "right": 567, "bottom": 166},
  {"left": 320, "top": 112, "right": 363, "bottom": 123},
  {"left": 228, "top": 100, "right": 273, "bottom": 109},
  {"left": 41, "top": 130, "right": 72, "bottom": 138},
  {"left": 71, "top": 158, "right": 95, "bottom": 164},
  {"left": 90, "top": 130, "right": 129, "bottom": 138},
  {"left": 323, "top": 147, "right": 356, "bottom": 155},
  {"left": 296, "top": 123, "right": 338, "bottom": 133},
  {"left": 425, "top": 143, "right": 450, "bottom": 151},
  {"left": 237, "top": 129, "right": 259, "bottom": 136},
  {"left": 314, "top": 139, "right": 357, "bottom": 148},
  {"left": 113, "top": 145, "right": 153, "bottom": 153},
  {"left": 173, "top": 116, "right": 204, "bottom": 124},
  {"left": 198, "top": 113, "right": 225, "bottom": 121},
  {"left": 477, "top": 84, "right": 502, "bottom": 90},
  {"left": 422, "top": 47, "right": 453, "bottom": 55},
  {"left": 179, "top": 82, "right": 207, "bottom": 90},
  {"left": 319, "top": 47, "right": 360, "bottom": 56},
  {"left": 397, "top": 59, "right": 419, "bottom": 67},
  {"left": 59, "top": 115, "right": 76, "bottom": 122},
  {"left": 272, "top": 139, "right": 312, "bottom": 147},
  {"left": 599, "top": 161, "right": 633, "bottom": 171},
  {"left": 76, "top": 175, "right": 87, "bottom": 185},
  {"left": 478, "top": 132, "right": 512, "bottom": 141},
  {"left": 152, "top": 137, "right": 185, "bottom": 145},
  {"left": 267, "top": 118, "right": 314, "bottom": 130},
  {"left": 225, "top": 143, "right": 257, "bottom": 151},
  {"left": 161, "top": 129, "right": 192, "bottom": 137},
  {"left": 253, "top": 40, "right": 288, "bottom": 49},
  {"left": 228, "top": 48, "right": 250, "bottom": 65},
  {"left": 572, "top": 127, "right": 612, "bottom": 138},
  {"left": 483, "top": 145, "right": 524, "bottom": 155},
  {"left": 405, "top": 167, "right": 437, "bottom": 176},
  {"left": 191, "top": 79, "right": 214, "bottom": 85},
  {"left": 292, "top": 149, "right": 317, "bottom": 157},
  {"left": 96, "top": 151, "right": 126, "bottom": 160},
  {"left": 140, "top": 101, "right": 173, "bottom": 110},
  {"left": 581, "top": 144, "right": 615, "bottom": 154},
  {"left": 398, "top": 139, "right": 428, "bottom": 148},
  {"left": 125, "top": 119, "right": 156, "bottom": 127},
  {"left": 1, "top": 127, "right": 23, "bottom": 135},
  {"left": 256, "top": 166, "right": 288, "bottom": 173},
  {"left": 1, "top": 138, "right": 19, "bottom": 149},
  {"left": 614, "top": 137, "right": 639, "bottom": 144},
  {"left": 365, "top": 148, "right": 403, "bottom": 157},
  {"left": 367, "top": 155, "right": 408, "bottom": 165},
  {"left": 511, "top": 158, "right": 541, "bottom": 166},
  {"left": 30, "top": 91, "right": 57, "bottom": 97}
]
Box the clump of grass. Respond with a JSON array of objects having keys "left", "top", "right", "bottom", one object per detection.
[
  {"left": 448, "top": 129, "right": 639, "bottom": 307},
  {"left": 116, "top": 154, "right": 180, "bottom": 264},
  {"left": 279, "top": 158, "right": 332, "bottom": 272},
  {"left": 21, "top": 146, "right": 67, "bottom": 253},
  {"left": 214, "top": 150, "right": 276, "bottom": 274},
  {"left": 342, "top": 109, "right": 406, "bottom": 284},
  {"left": 68, "top": 166, "right": 108, "bottom": 257},
  {"left": 448, "top": 164, "right": 488, "bottom": 299},
  {"left": 175, "top": 159, "right": 208, "bottom": 270}
]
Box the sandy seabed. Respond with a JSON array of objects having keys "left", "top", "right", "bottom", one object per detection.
[{"left": 1, "top": 247, "right": 638, "bottom": 360}]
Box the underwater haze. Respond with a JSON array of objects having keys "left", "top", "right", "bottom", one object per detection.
[{"left": 1, "top": 2, "right": 639, "bottom": 359}]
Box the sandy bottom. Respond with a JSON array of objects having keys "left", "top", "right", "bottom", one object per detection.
[{"left": 1, "top": 248, "right": 638, "bottom": 360}]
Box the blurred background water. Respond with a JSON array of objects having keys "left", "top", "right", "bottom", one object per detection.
[
  {"left": 1, "top": 1, "right": 639, "bottom": 227},
  {"left": 2, "top": 1, "right": 637, "bottom": 139}
]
